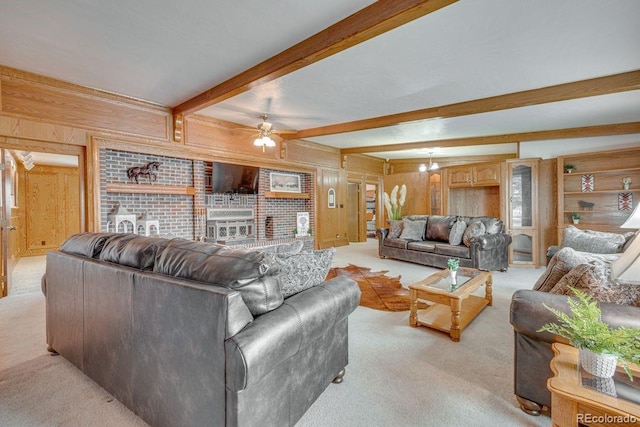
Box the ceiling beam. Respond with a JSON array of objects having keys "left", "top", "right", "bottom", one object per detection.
[
  {"left": 289, "top": 70, "right": 640, "bottom": 140},
  {"left": 340, "top": 121, "right": 640, "bottom": 155},
  {"left": 172, "top": 0, "right": 458, "bottom": 116}
]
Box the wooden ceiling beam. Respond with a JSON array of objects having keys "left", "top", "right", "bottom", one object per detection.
[
  {"left": 172, "top": 0, "right": 458, "bottom": 116},
  {"left": 289, "top": 70, "right": 640, "bottom": 140},
  {"left": 340, "top": 121, "right": 640, "bottom": 155}
]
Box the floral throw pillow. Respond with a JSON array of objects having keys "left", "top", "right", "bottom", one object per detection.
[
  {"left": 275, "top": 248, "right": 336, "bottom": 298},
  {"left": 549, "top": 262, "right": 640, "bottom": 307}
]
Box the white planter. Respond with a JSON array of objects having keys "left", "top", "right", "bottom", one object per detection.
[
  {"left": 449, "top": 270, "right": 457, "bottom": 285},
  {"left": 579, "top": 348, "right": 618, "bottom": 378}
]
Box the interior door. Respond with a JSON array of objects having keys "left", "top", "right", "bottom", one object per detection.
[
  {"left": 347, "top": 182, "right": 360, "bottom": 242},
  {"left": 1, "top": 150, "right": 16, "bottom": 297}
]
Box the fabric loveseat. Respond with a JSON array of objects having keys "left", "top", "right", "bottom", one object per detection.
[
  {"left": 376, "top": 215, "right": 511, "bottom": 271},
  {"left": 510, "top": 230, "right": 640, "bottom": 416},
  {"left": 43, "top": 232, "right": 361, "bottom": 427}
]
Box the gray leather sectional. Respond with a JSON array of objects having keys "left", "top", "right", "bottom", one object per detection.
[
  {"left": 377, "top": 215, "right": 512, "bottom": 271},
  {"left": 43, "top": 232, "right": 361, "bottom": 427}
]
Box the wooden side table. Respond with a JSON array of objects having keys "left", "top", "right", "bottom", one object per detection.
[{"left": 548, "top": 343, "right": 640, "bottom": 427}]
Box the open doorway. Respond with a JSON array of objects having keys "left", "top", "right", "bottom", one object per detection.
[
  {"left": 365, "top": 184, "right": 377, "bottom": 238},
  {"left": 0, "top": 147, "right": 81, "bottom": 297}
]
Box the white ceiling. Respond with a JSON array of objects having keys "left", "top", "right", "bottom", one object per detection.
[{"left": 1, "top": 0, "right": 639, "bottom": 160}]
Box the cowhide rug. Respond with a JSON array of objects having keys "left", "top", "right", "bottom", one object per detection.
[{"left": 326, "top": 264, "right": 419, "bottom": 312}]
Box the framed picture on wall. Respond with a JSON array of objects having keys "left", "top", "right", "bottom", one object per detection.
[
  {"left": 328, "top": 188, "right": 336, "bottom": 208},
  {"left": 270, "top": 172, "right": 301, "bottom": 193}
]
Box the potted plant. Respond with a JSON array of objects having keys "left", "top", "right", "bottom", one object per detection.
[
  {"left": 538, "top": 288, "right": 640, "bottom": 379},
  {"left": 622, "top": 177, "right": 632, "bottom": 190},
  {"left": 447, "top": 258, "right": 459, "bottom": 284},
  {"left": 571, "top": 212, "right": 580, "bottom": 224},
  {"left": 564, "top": 164, "right": 576, "bottom": 174}
]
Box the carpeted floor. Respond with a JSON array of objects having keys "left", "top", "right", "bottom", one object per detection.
[
  {"left": 0, "top": 240, "right": 551, "bottom": 426},
  {"left": 10, "top": 256, "right": 46, "bottom": 295}
]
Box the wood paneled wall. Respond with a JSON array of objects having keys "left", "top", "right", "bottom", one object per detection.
[
  {"left": 382, "top": 172, "right": 429, "bottom": 219},
  {"left": 18, "top": 164, "right": 80, "bottom": 256},
  {"left": 1, "top": 66, "right": 363, "bottom": 248}
]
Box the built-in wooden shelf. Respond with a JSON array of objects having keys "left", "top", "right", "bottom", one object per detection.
[
  {"left": 264, "top": 191, "right": 310, "bottom": 199},
  {"left": 106, "top": 183, "right": 196, "bottom": 196}
]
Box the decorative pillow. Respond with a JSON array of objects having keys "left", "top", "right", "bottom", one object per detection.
[
  {"left": 276, "top": 240, "right": 305, "bottom": 255},
  {"left": 561, "top": 226, "right": 626, "bottom": 254},
  {"left": 448, "top": 219, "right": 466, "bottom": 246},
  {"left": 388, "top": 220, "right": 403, "bottom": 239},
  {"left": 462, "top": 221, "right": 486, "bottom": 247},
  {"left": 399, "top": 218, "right": 426, "bottom": 240},
  {"left": 275, "top": 248, "right": 335, "bottom": 298},
  {"left": 549, "top": 262, "right": 640, "bottom": 307},
  {"left": 533, "top": 247, "right": 586, "bottom": 292},
  {"left": 426, "top": 216, "right": 457, "bottom": 242},
  {"left": 622, "top": 231, "right": 638, "bottom": 252}
]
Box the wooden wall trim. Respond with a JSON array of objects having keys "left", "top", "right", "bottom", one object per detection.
[{"left": 1, "top": 66, "right": 172, "bottom": 142}]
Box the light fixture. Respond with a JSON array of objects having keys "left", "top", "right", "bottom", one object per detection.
[
  {"left": 418, "top": 164, "right": 427, "bottom": 172},
  {"left": 253, "top": 115, "right": 276, "bottom": 152},
  {"left": 611, "top": 203, "right": 640, "bottom": 282},
  {"left": 428, "top": 152, "right": 439, "bottom": 170}
]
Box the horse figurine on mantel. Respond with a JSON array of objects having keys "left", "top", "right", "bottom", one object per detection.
[{"left": 127, "top": 161, "right": 161, "bottom": 184}]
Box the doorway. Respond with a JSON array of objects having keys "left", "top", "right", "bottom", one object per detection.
[
  {"left": 365, "top": 184, "right": 377, "bottom": 238},
  {"left": 0, "top": 142, "right": 84, "bottom": 298},
  {"left": 347, "top": 182, "right": 361, "bottom": 242}
]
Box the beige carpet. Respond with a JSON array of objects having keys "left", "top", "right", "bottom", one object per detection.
[
  {"left": 10, "top": 255, "right": 46, "bottom": 295},
  {"left": 0, "top": 240, "right": 551, "bottom": 426}
]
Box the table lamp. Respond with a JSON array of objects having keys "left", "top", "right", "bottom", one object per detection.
[{"left": 611, "top": 203, "right": 640, "bottom": 282}]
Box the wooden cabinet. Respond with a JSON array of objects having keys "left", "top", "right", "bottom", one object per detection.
[
  {"left": 506, "top": 158, "right": 556, "bottom": 267},
  {"left": 557, "top": 147, "right": 640, "bottom": 241},
  {"left": 444, "top": 162, "right": 504, "bottom": 219},
  {"left": 447, "top": 163, "right": 501, "bottom": 187}
]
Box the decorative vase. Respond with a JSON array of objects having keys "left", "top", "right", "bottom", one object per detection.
[
  {"left": 579, "top": 348, "right": 618, "bottom": 378},
  {"left": 449, "top": 269, "right": 457, "bottom": 285},
  {"left": 623, "top": 183, "right": 631, "bottom": 190},
  {"left": 572, "top": 219, "right": 579, "bottom": 225}
]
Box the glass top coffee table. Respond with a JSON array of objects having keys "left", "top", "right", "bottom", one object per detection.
[{"left": 408, "top": 267, "right": 492, "bottom": 342}]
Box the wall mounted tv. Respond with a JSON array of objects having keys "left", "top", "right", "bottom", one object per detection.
[{"left": 210, "top": 162, "right": 259, "bottom": 194}]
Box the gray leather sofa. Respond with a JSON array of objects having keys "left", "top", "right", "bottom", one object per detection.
[
  {"left": 43, "top": 232, "right": 360, "bottom": 427},
  {"left": 510, "top": 245, "right": 640, "bottom": 416},
  {"left": 377, "top": 215, "right": 511, "bottom": 271}
]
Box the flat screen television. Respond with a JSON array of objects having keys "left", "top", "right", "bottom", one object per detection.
[{"left": 210, "top": 162, "right": 259, "bottom": 194}]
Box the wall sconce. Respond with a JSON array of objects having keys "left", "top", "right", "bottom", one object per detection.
[
  {"left": 418, "top": 163, "right": 427, "bottom": 172},
  {"left": 341, "top": 155, "right": 347, "bottom": 169}
]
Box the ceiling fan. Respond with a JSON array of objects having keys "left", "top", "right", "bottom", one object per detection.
[{"left": 254, "top": 115, "right": 276, "bottom": 152}]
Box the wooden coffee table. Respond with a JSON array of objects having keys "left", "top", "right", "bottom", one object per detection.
[
  {"left": 548, "top": 343, "right": 640, "bottom": 427},
  {"left": 409, "top": 267, "right": 492, "bottom": 341}
]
